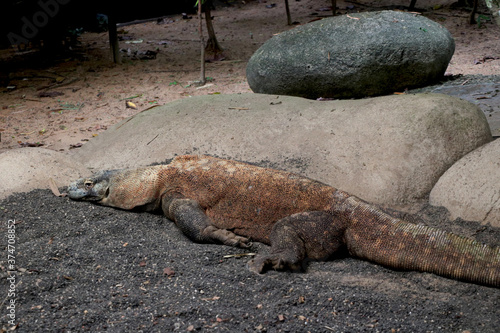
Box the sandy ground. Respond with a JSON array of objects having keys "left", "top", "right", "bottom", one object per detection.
[{"left": 0, "top": 0, "right": 499, "bottom": 153}]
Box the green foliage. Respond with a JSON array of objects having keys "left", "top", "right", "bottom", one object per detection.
[
  {"left": 485, "top": 0, "right": 500, "bottom": 9},
  {"left": 477, "top": 14, "right": 492, "bottom": 28},
  {"left": 194, "top": 0, "right": 208, "bottom": 6}
]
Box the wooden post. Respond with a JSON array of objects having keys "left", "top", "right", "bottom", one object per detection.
[
  {"left": 198, "top": 0, "right": 206, "bottom": 85},
  {"left": 108, "top": 13, "right": 121, "bottom": 64},
  {"left": 285, "top": 0, "right": 292, "bottom": 25},
  {"left": 409, "top": 0, "right": 417, "bottom": 10},
  {"left": 469, "top": 0, "right": 478, "bottom": 24}
]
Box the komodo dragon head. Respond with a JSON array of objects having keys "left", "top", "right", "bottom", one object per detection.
[
  {"left": 67, "top": 170, "right": 118, "bottom": 202},
  {"left": 67, "top": 166, "right": 165, "bottom": 210}
]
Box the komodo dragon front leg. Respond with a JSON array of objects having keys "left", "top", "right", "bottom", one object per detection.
[
  {"left": 248, "top": 211, "right": 347, "bottom": 273},
  {"left": 162, "top": 195, "right": 251, "bottom": 248}
]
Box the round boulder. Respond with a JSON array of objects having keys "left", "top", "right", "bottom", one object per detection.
[
  {"left": 430, "top": 139, "right": 500, "bottom": 227},
  {"left": 72, "top": 93, "right": 490, "bottom": 205},
  {"left": 0, "top": 148, "right": 88, "bottom": 200},
  {"left": 246, "top": 11, "right": 455, "bottom": 99}
]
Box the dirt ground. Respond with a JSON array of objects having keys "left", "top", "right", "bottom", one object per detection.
[
  {"left": 1, "top": 189, "right": 499, "bottom": 332},
  {"left": 0, "top": 0, "right": 499, "bottom": 153}
]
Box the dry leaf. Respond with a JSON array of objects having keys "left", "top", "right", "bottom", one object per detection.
[
  {"left": 48, "top": 178, "right": 61, "bottom": 197},
  {"left": 163, "top": 267, "right": 175, "bottom": 276},
  {"left": 126, "top": 101, "right": 137, "bottom": 109}
]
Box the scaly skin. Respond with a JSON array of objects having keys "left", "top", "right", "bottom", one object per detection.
[{"left": 68, "top": 155, "right": 500, "bottom": 287}]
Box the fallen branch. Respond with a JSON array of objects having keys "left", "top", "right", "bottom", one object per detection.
[
  {"left": 116, "top": 14, "right": 178, "bottom": 28},
  {"left": 37, "top": 77, "right": 80, "bottom": 91}
]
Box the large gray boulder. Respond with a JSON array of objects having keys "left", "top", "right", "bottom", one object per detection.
[
  {"left": 246, "top": 11, "right": 455, "bottom": 99},
  {"left": 71, "top": 93, "right": 490, "bottom": 205},
  {"left": 430, "top": 139, "right": 500, "bottom": 227}
]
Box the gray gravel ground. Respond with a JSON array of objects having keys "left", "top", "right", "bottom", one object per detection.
[{"left": 1, "top": 188, "right": 499, "bottom": 332}]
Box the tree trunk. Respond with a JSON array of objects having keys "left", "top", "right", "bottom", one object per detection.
[
  {"left": 108, "top": 13, "right": 121, "bottom": 64},
  {"left": 331, "top": 0, "right": 337, "bottom": 16},
  {"left": 285, "top": 0, "right": 292, "bottom": 25},
  {"left": 469, "top": 0, "right": 478, "bottom": 24},
  {"left": 204, "top": 0, "right": 225, "bottom": 62},
  {"left": 198, "top": 0, "right": 206, "bottom": 85}
]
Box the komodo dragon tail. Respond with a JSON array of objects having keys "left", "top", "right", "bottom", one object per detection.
[{"left": 340, "top": 197, "right": 500, "bottom": 287}]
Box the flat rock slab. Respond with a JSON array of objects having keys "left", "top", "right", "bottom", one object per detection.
[
  {"left": 72, "top": 93, "right": 490, "bottom": 205},
  {"left": 430, "top": 139, "right": 500, "bottom": 227},
  {"left": 246, "top": 11, "right": 454, "bottom": 99},
  {"left": 431, "top": 83, "right": 500, "bottom": 136},
  {"left": 0, "top": 147, "right": 88, "bottom": 200}
]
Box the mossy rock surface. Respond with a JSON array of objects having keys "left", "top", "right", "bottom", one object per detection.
[{"left": 246, "top": 11, "right": 455, "bottom": 99}]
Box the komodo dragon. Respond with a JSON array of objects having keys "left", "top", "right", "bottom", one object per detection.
[{"left": 67, "top": 155, "right": 500, "bottom": 287}]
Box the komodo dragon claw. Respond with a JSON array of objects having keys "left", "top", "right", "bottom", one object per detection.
[
  {"left": 247, "top": 255, "right": 302, "bottom": 274},
  {"left": 202, "top": 226, "right": 252, "bottom": 248}
]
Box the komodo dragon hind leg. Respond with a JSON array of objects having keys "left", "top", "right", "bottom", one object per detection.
[
  {"left": 162, "top": 196, "right": 251, "bottom": 248},
  {"left": 248, "top": 211, "right": 347, "bottom": 273}
]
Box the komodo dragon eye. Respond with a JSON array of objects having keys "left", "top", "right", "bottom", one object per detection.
[{"left": 84, "top": 180, "right": 93, "bottom": 189}]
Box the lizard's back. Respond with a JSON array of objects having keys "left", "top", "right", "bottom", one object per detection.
[{"left": 157, "top": 155, "right": 337, "bottom": 243}]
